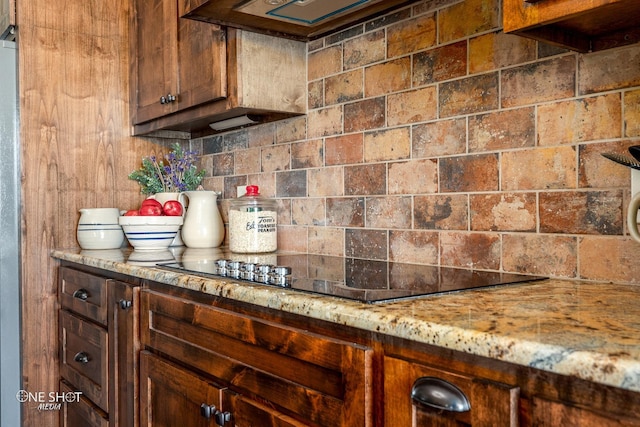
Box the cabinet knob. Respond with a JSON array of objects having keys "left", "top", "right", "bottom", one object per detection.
[
  {"left": 119, "top": 299, "right": 133, "bottom": 310},
  {"left": 200, "top": 403, "right": 217, "bottom": 419},
  {"left": 72, "top": 288, "right": 89, "bottom": 301},
  {"left": 215, "top": 411, "right": 232, "bottom": 426},
  {"left": 411, "top": 377, "right": 471, "bottom": 413},
  {"left": 73, "top": 352, "right": 90, "bottom": 364},
  {"left": 160, "top": 93, "right": 176, "bottom": 104}
]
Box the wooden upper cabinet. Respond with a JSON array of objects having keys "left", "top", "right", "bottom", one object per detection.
[
  {"left": 130, "top": 0, "right": 306, "bottom": 137},
  {"left": 132, "top": 0, "right": 226, "bottom": 126},
  {"left": 503, "top": 0, "right": 640, "bottom": 52}
]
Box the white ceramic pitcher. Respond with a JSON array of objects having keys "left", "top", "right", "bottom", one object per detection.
[{"left": 180, "top": 191, "right": 224, "bottom": 248}]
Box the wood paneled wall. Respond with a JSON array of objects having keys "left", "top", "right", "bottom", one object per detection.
[{"left": 17, "top": 1, "right": 168, "bottom": 425}]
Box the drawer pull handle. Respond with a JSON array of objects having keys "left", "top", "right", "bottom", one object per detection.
[
  {"left": 73, "top": 352, "right": 90, "bottom": 364},
  {"left": 119, "top": 299, "right": 132, "bottom": 310},
  {"left": 72, "top": 289, "right": 89, "bottom": 301},
  {"left": 411, "top": 377, "right": 470, "bottom": 413}
]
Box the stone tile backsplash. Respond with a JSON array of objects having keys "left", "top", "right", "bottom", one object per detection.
[{"left": 196, "top": 0, "right": 640, "bottom": 284}]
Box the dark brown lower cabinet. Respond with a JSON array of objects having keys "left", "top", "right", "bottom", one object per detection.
[
  {"left": 140, "top": 288, "right": 373, "bottom": 426},
  {"left": 58, "top": 265, "right": 140, "bottom": 427},
  {"left": 57, "top": 261, "right": 640, "bottom": 427}
]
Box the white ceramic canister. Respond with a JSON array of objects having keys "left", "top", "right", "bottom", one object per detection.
[
  {"left": 228, "top": 185, "right": 277, "bottom": 253},
  {"left": 77, "top": 208, "right": 125, "bottom": 250}
]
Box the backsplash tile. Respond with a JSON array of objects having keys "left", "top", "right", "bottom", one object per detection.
[
  {"left": 537, "top": 94, "right": 621, "bottom": 145},
  {"left": 344, "top": 30, "right": 386, "bottom": 70},
  {"left": 501, "top": 56, "right": 576, "bottom": 107},
  {"left": 439, "top": 73, "right": 499, "bottom": 117},
  {"left": 470, "top": 193, "right": 537, "bottom": 232},
  {"left": 440, "top": 153, "right": 499, "bottom": 192},
  {"left": 325, "top": 69, "right": 363, "bottom": 105},
  {"left": 414, "top": 194, "right": 468, "bottom": 230},
  {"left": 196, "top": 0, "right": 640, "bottom": 284},
  {"left": 387, "top": 13, "right": 437, "bottom": 57},
  {"left": 539, "top": 190, "right": 623, "bottom": 235},
  {"left": 413, "top": 40, "right": 467, "bottom": 85},
  {"left": 468, "top": 107, "right": 535, "bottom": 152},
  {"left": 501, "top": 147, "right": 576, "bottom": 190}
]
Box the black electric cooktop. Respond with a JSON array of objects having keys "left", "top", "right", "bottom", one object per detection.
[{"left": 157, "top": 254, "right": 546, "bottom": 304}]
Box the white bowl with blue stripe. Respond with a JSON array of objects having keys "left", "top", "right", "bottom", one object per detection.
[{"left": 119, "top": 216, "right": 183, "bottom": 251}]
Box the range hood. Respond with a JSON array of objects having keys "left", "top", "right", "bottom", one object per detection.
[
  {"left": 180, "top": 0, "right": 416, "bottom": 40},
  {"left": 238, "top": 0, "right": 381, "bottom": 26}
]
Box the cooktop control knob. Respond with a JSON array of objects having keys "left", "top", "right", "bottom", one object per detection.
[
  {"left": 214, "top": 259, "right": 232, "bottom": 276},
  {"left": 241, "top": 262, "right": 257, "bottom": 281},
  {"left": 255, "top": 264, "right": 273, "bottom": 284},
  {"left": 227, "top": 260, "right": 242, "bottom": 279},
  {"left": 269, "top": 266, "right": 292, "bottom": 287}
]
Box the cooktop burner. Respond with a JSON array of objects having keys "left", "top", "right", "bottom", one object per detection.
[{"left": 157, "top": 254, "right": 546, "bottom": 303}]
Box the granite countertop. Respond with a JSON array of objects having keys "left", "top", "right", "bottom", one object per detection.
[{"left": 52, "top": 247, "right": 640, "bottom": 393}]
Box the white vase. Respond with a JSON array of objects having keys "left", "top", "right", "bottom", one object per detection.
[
  {"left": 180, "top": 191, "right": 225, "bottom": 248},
  {"left": 148, "top": 192, "right": 185, "bottom": 246}
]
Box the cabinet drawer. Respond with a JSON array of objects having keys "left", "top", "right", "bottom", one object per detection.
[
  {"left": 59, "top": 267, "right": 108, "bottom": 325},
  {"left": 384, "top": 356, "right": 519, "bottom": 426},
  {"left": 59, "top": 310, "right": 108, "bottom": 412},
  {"left": 59, "top": 380, "right": 108, "bottom": 427},
  {"left": 141, "top": 289, "right": 372, "bottom": 427}
]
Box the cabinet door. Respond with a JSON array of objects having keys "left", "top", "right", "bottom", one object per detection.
[
  {"left": 60, "top": 380, "right": 108, "bottom": 427},
  {"left": 384, "top": 356, "right": 519, "bottom": 426},
  {"left": 108, "top": 281, "right": 140, "bottom": 427},
  {"left": 176, "top": 16, "right": 226, "bottom": 113},
  {"left": 132, "top": 0, "right": 226, "bottom": 125},
  {"left": 133, "top": 0, "right": 178, "bottom": 124},
  {"left": 140, "top": 351, "right": 224, "bottom": 427}
]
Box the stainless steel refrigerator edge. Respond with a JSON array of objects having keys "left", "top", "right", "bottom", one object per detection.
[{"left": 0, "top": 38, "right": 21, "bottom": 426}]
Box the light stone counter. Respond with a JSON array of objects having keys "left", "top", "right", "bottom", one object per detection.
[{"left": 52, "top": 248, "right": 640, "bottom": 393}]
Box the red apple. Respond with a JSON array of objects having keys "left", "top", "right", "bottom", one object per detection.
[
  {"left": 162, "top": 200, "right": 183, "bottom": 216},
  {"left": 141, "top": 198, "right": 163, "bottom": 209},
  {"left": 139, "top": 204, "right": 163, "bottom": 216}
]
